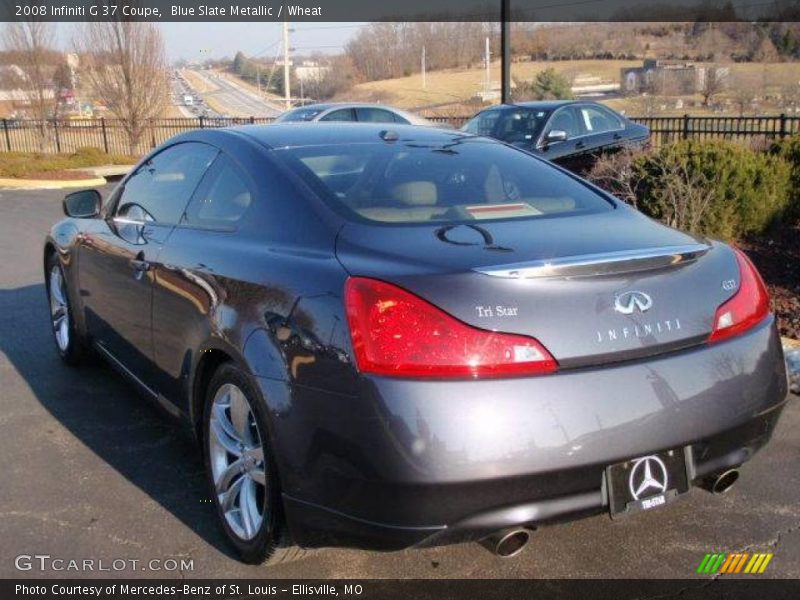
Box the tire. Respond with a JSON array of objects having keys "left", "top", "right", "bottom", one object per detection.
[
  {"left": 202, "top": 362, "right": 307, "bottom": 565},
  {"left": 45, "top": 253, "right": 88, "bottom": 366}
]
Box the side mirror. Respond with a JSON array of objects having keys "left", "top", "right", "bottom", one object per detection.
[
  {"left": 545, "top": 129, "right": 568, "bottom": 144},
  {"left": 63, "top": 189, "right": 101, "bottom": 219}
]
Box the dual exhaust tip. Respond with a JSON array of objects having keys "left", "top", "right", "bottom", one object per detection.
[{"left": 479, "top": 469, "right": 740, "bottom": 558}]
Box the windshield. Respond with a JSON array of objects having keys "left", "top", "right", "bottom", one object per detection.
[
  {"left": 275, "top": 107, "right": 327, "bottom": 123},
  {"left": 463, "top": 108, "right": 551, "bottom": 147},
  {"left": 274, "top": 139, "right": 613, "bottom": 224}
]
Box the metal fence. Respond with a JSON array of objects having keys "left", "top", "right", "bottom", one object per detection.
[
  {"left": 0, "top": 117, "right": 274, "bottom": 156},
  {"left": 633, "top": 114, "right": 800, "bottom": 147},
  {"left": 1, "top": 114, "right": 798, "bottom": 156}
]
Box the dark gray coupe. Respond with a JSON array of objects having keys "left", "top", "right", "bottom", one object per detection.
[{"left": 45, "top": 123, "right": 788, "bottom": 564}]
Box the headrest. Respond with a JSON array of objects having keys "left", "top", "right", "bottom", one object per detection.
[{"left": 390, "top": 181, "right": 437, "bottom": 206}]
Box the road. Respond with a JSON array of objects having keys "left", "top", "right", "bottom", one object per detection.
[
  {"left": 0, "top": 187, "right": 798, "bottom": 581},
  {"left": 182, "top": 69, "right": 283, "bottom": 118}
]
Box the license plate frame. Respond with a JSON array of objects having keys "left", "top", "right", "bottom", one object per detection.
[{"left": 606, "top": 448, "right": 690, "bottom": 518}]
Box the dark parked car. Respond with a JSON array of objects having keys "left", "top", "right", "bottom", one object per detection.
[
  {"left": 462, "top": 100, "right": 650, "bottom": 173},
  {"left": 274, "top": 102, "right": 435, "bottom": 126},
  {"left": 45, "top": 124, "right": 788, "bottom": 564}
]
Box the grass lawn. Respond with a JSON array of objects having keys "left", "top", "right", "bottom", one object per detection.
[
  {"left": 341, "top": 59, "right": 641, "bottom": 108},
  {"left": 0, "top": 148, "right": 136, "bottom": 179},
  {"left": 340, "top": 60, "right": 800, "bottom": 114}
]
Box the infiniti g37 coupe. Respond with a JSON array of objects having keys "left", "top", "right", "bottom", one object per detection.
[{"left": 45, "top": 124, "right": 788, "bottom": 564}]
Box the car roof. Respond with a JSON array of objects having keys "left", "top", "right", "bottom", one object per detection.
[
  {"left": 286, "top": 102, "right": 406, "bottom": 112},
  {"left": 484, "top": 100, "right": 584, "bottom": 112},
  {"left": 228, "top": 122, "right": 473, "bottom": 149}
]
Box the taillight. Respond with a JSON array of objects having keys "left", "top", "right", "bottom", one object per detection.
[
  {"left": 708, "top": 248, "right": 770, "bottom": 344},
  {"left": 344, "top": 277, "right": 557, "bottom": 379}
]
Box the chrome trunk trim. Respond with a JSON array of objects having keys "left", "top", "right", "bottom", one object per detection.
[{"left": 475, "top": 243, "right": 711, "bottom": 279}]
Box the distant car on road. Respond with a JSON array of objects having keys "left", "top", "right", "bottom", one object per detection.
[
  {"left": 183, "top": 95, "right": 194, "bottom": 107},
  {"left": 462, "top": 100, "right": 649, "bottom": 173},
  {"left": 274, "top": 103, "right": 435, "bottom": 126}
]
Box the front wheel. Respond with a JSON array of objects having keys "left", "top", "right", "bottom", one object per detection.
[
  {"left": 45, "top": 253, "right": 88, "bottom": 365},
  {"left": 203, "top": 363, "right": 306, "bottom": 565}
]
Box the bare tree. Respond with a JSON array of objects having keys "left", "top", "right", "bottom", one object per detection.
[
  {"left": 2, "top": 21, "right": 58, "bottom": 151},
  {"left": 589, "top": 147, "right": 718, "bottom": 235},
  {"left": 648, "top": 153, "right": 717, "bottom": 234},
  {"left": 700, "top": 66, "right": 727, "bottom": 107},
  {"left": 76, "top": 20, "right": 168, "bottom": 155},
  {"left": 585, "top": 146, "right": 644, "bottom": 208},
  {"left": 732, "top": 78, "right": 758, "bottom": 116}
]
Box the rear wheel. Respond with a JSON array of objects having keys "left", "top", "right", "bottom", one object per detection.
[
  {"left": 45, "top": 253, "right": 88, "bottom": 365},
  {"left": 203, "top": 363, "right": 306, "bottom": 565}
]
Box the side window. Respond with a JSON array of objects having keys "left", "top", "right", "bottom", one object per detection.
[
  {"left": 391, "top": 112, "right": 410, "bottom": 124},
  {"left": 579, "top": 105, "right": 623, "bottom": 134},
  {"left": 181, "top": 155, "right": 253, "bottom": 230},
  {"left": 546, "top": 108, "right": 582, "bottom": 139},
  {"left": 464, "top": 111, "right": 500, "bottom": 136},
  {"left": 115, "top": 142, "right": 217, "bottom": 224},
  {"left": 355, "top": 107, "right": 403, "bottom": 123},
  {"left": 320, "top": 109, "right": 356, "bottom": 122}
]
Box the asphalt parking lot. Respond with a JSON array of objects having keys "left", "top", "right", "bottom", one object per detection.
[{"left": 0, "top": 186, "right": 797, "bottom": 581}]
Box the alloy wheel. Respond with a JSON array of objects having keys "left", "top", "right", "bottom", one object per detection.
[
  {"left": 49, "top": 265, "right": 70, "bottom": 352},
  {"left": 208, "top": 383, "right": 267, "bottom": 541}
]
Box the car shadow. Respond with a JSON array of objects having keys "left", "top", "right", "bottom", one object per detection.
[{"left": 0, "top": 282, "right": 238, "bottom": 559}]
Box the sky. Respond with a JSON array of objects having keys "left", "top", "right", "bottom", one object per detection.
[{"left": 62, "top": 22, "right": 363, "bottom": 62}]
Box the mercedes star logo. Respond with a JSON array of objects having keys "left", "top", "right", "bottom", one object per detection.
[
  {"left": 614, "top": 290, "right": 653, "bottom": 315},
  {"left": 628, "top": 455, "right": 669, "bottom": 500}
]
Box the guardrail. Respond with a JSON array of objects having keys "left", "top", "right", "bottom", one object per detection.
[{"left": 0, "top": 114, "right": 798, "bottom": 155}]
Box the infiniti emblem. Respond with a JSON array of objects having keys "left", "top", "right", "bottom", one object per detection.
[
  {"left": 628, "top": 456, "right": 669, "bottom": 500},
  {"left": 614, "top": 291, "right": 653, "bottom": 315}
]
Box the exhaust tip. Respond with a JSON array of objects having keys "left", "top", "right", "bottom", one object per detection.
[
  {"left": 701, "top": 469, "right": 740, "bottom": 495},
  {"left": 480, "top": 528, "right": 531, "bottom": 558},
  {"left": 712, "top": 469, "right": 740, "bottom": 494}
]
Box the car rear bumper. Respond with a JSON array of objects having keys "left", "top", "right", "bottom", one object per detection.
[{"left": 264, "top": 318, "right": 789, "bottom": 551}]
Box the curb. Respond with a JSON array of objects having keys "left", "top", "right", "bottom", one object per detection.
[
  {"left": 783, "top": 338, "right": 800, "bottom": 396},
  {"left": 0, "top": 176, "right": 107, "bottom": 190},
  {"left": 783, "top": 337, "right": 800, "bottom": 349}
]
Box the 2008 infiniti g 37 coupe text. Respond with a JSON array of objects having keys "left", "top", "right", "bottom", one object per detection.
[{"left": 45, "top": 124, "right": 789, "bottom": 564}]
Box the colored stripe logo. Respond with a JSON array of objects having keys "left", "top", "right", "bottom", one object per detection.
[{"left": 697, "top": 553, "right": 773, "bottom": 574}]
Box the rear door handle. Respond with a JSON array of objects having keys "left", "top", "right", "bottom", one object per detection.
[
  {"left": 130, "top": 252, "right": 150, "bottom": 273},
  {"left": 575, "top": 141, "right": 586, "bottom": 149}
]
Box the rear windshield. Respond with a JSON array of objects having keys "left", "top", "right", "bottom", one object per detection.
[
  {"left": 274, "top": 138, "right": 613, "bottom": 224},
  {"left": 275, "top": 107, "right": 326, "bottom": 122}
]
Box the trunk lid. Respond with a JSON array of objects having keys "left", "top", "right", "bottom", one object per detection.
[{"left": 336, "top": 209, "right": 740, "bottom": 368}]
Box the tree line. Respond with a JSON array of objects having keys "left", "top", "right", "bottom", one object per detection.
[{"left": 2, "top": 21, "right": 168, "bottom": 154}]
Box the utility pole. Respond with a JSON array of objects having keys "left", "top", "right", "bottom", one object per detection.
[
  {"left": 421, "top": 46, "right": 427, "bottom": 90},
  {"left": 282, "top": 20, "right": 291, "bottom": 109},
  {"left": 501, "top": 0, "right": 511, "bottom": 104},
  {"left": 484, "top": 36, "right": 491, "bottom": 95}
]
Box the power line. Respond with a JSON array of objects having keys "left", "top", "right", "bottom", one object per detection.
[
  {"left": 293, "top": 45, "right": 346, "bottom": 51},
  {"left": 293, "top": 24, "right": 364, "bottom": 31}
]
